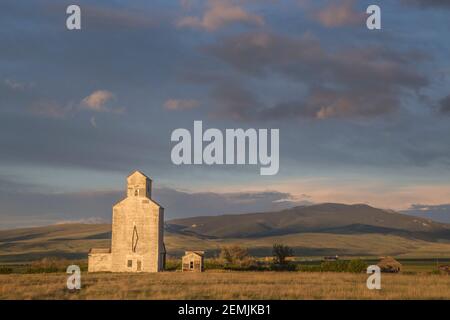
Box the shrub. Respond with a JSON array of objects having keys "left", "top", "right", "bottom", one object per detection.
[
  {"left": 223, "top": 257, "right": 262, "bottom": 271},
  {"left": 272, "top": 244, "right": 294, "bottom": 265},
  {"left": 347, "top": 259, "right": 368, "bottom": 273},
  {"left": 165, "top": 258, "right": 181, "bottom": 271},
  {"left": 26, "top": 257, "right": 84, "bottom": 273},
  {"left": 318, "top": 259, "right": 368, "bottom": 273},
  {"left": 320, "top": 260, "right": 349, "bottom": 272},
  {"left": 0, "top": 267, "right": 13, "bottom": 274},
  {"left": 430, "top": 270, "right": 441, "bottom": 275},
  {"left": 297, "top": 264, "right": 322, "bottom": 272},
  {"left": 438, "top": 265, "right": 450, "bottom": 275},
  {"left": 270, "top": 263, "right": 297, "bottom": 271},
  {"left": 204, "top": 258, "right": 225, "bottom": 270},
  {"left": 219, "top": 245, "right": 249, "bottom": 266}
]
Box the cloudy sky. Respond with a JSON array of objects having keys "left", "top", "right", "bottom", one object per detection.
[{"left": 1, "top": 0, "right": 450, "bottom": 228}]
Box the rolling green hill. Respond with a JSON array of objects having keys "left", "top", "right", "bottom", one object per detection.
[
  {"left": 169, "top": 203, "right": 450, "bottom": 240},
  {"left": 1, "top": 203, "right": 450, "bottom": 263}
]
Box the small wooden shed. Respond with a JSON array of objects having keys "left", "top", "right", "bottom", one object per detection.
[{"left": 182, "top": 251, "right": 204, "bottom": 272}]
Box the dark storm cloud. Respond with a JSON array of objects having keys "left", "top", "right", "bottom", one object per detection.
[
  {"left": 205, "top": 32, "right": 426, "bottom": 86},
  {"left": 0, "top": 0, "right": 449, "bottom": 221},
  {"left": 1, "top": 0, "right": 158, "bottom": 30},
  {"left": 76, "top": 4, "right": 158, "bottom": 29},
  {"left": 153, "top": 188, "right": 306, "bottom": 218},
  {"left": 439, "top": 95, "right": 450, "bottom": 114},
  {"left": 401, "top": 0, "right": 450, "bottom": 8},
  {"left": 210, "top": 81, "right": 262, "bottom": 121},
  {"left": 204, "top": 32, "right": 428, "bottom": 120},
  {"left": 0, "top": 176, "right": 306, "bottom": 228},
  {"left": 0, "top": 175, "right": 41, "bottom": 194},
  {"left": 0, "top": 0, "right": 182, "bottom": 90},
  {"left": 259, "top": 87, "right": 397, "bottom": 120}
]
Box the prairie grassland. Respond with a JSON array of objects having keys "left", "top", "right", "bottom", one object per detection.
[
  {"left": 0, "top": 271, "right": 449, "bottom": 300},
  {"left": 3, "top": 223, "right": 450, "bottom": 263}
]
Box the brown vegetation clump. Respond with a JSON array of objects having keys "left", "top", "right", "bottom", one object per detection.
[
  {"left": 27, "top": 258, "right": 87, "bottom": 273},
  {"left": 377, "top": 257, "right": 402, "bottom": 273},
  {"left": 438, "top": 265, "right": 450, "bottom": 275},
  {"left": 219, "top": 246, "right": 249, "bottom": 265}
]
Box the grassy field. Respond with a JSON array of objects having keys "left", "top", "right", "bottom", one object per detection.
[
  {"left": 2, "top": 223, "right": 450, "bottom": 263},
  {"left": 0, "top": 271, "right": 449, "bottom": 300},
  {"left": 2, "top": 256, "right": 448, "bottom": 274},
  {"left": 1, "top": 223, "right": 449, "bottom": 300}
]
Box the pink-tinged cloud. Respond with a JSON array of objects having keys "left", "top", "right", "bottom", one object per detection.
[
  {"left": 177, "top": 0, "right": 264, "bottom": 31},
  {"left": 81, "top": 90, "right": 125, "bottom": 114},
  {"left": 216, "top": 177, "right": 450, "bottom": 211},
  {"left": 205, "top": 31, "right": 427, "bottom": 120},
  {"left": 81, "top": 90, "right": 115, "bottom": 112},
  {"left": 164, "top": 98, "right": 200, "bottom": 110},
  {"left": 28, "top": 100, "right": 73, "bottom": 119},
  {"left": 313, "top": 0, "right": 365, "bottom": 28}
]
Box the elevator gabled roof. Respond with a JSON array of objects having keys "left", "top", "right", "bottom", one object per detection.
[{"left": 127, "top": 170, "right": 152, "bottom": 180}]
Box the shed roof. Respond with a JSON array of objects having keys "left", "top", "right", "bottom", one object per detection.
[{"left": 184, "top": 251, "right": 205, "bottom": 257}]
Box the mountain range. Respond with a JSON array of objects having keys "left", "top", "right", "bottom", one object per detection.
[
  {"left": 1, "top": 203, "right": 449, "bottom": 263},
  {"left": 168, "top": 203, "right": 450, "bottom": 240}
]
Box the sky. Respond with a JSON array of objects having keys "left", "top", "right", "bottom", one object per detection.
[{"left": 1, "top": 0, "right": 450, "bottom": 228}]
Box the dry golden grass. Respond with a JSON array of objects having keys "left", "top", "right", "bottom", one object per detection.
[{"left": 0, "top": 271, "right": 449, "bottom": 300}]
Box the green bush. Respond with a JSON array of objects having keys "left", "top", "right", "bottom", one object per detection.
[
  {"left": 318, "top": 259, "right": 368, "bottom": 273},
  {"left": 270, "top": 263, "right": 297, "bottom": 271},
  {"left": 165, "top": 258, "right": 181, "bottom": 271},
  {"left": 320, "top": 260, "right": 349, "bottom": 272},
  {"left": 204, "top": 258, "right": 225, "bottom": 270},
  {"left": 224, "top": 264, "right": 261, "bottom": 271},
  {"left": 0, "top": 267, "right": 13, "bottom": 274},
  {"left": 347, "top": 259, "right": 368, "bottom": 273},
  {"left": 296, "top": 265, "right": 322, "bottom": 272}
]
